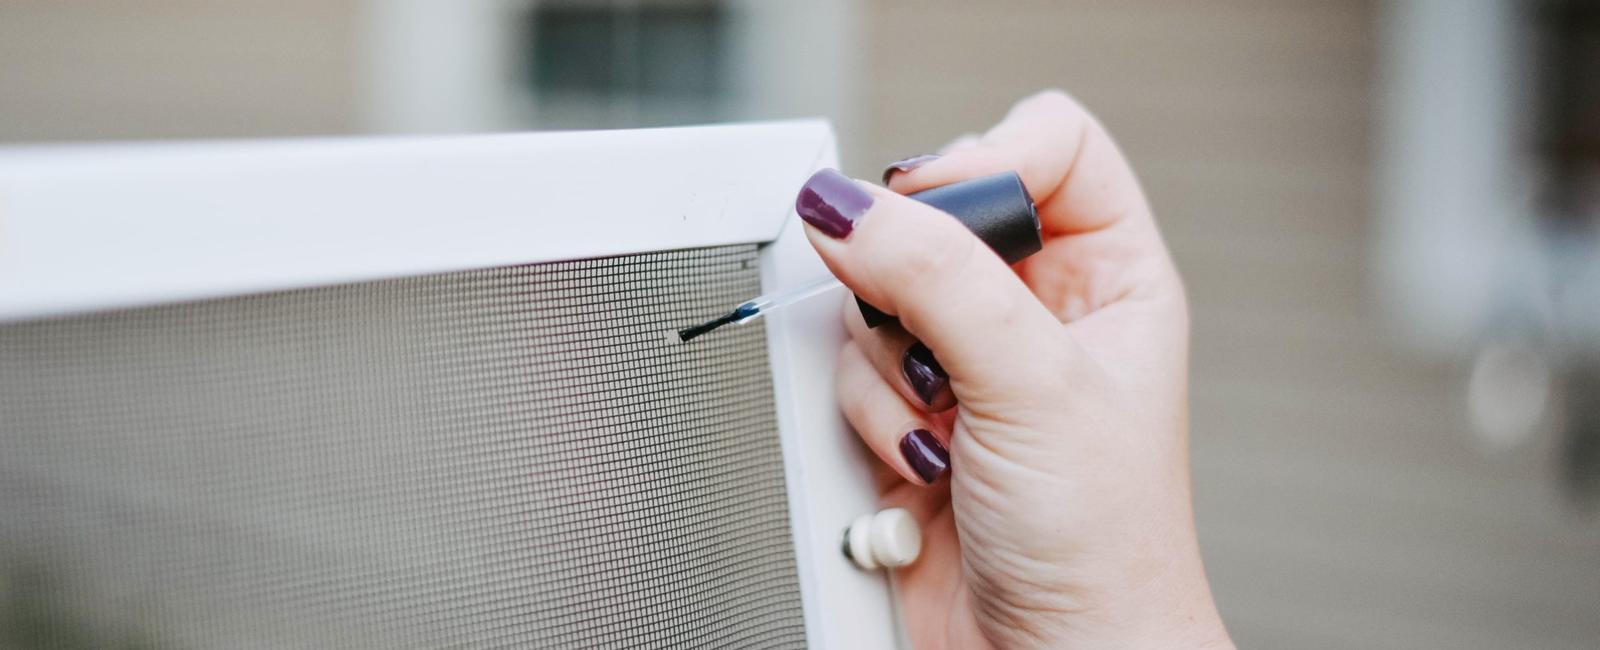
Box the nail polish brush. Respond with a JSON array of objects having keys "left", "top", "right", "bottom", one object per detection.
[
  {"left": 675, "top": 170, "right": 1041, "bottom": 344},
  {"left": 676, "top": 275, "right": 844, "bottom": 343}
]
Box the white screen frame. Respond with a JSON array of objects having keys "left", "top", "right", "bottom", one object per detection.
[{"left": 0, "top": 122, "right": 901, "bottom": 649}]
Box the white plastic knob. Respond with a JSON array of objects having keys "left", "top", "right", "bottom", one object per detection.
[{"left": 842, "top": 508, "right": 922, "bottom": 570}]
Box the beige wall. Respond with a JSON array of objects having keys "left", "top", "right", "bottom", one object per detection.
[
  {"left": 0, "top": 0, "right": 360, "bottom": 142},
  {"left": 855, "top": 1, "right": 1600, "bottom": 648}
]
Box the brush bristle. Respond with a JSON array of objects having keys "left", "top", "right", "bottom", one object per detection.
[{"left": 675, "top": 303, "right": 759, "bottom": 344}]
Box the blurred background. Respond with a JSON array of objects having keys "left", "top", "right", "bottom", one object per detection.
[{"left": 2, "top": 0, "right": 1598, "bottom": 647}]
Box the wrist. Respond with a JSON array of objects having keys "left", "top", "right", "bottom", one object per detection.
[
  {"left": 989, "top": 542, "right": 1231, "bottom": 649},
  {"left": 1073, "top": 556, "right": 1232, "bottom": 649}
]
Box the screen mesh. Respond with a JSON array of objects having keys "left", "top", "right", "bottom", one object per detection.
[{"left": 0, "top": 244, "right": 807, "bottom": 649}]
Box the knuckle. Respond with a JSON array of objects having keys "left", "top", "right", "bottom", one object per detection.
[
  {"left": 1029, "top": 88, "right": 1078, "bottom": 110},
  {"left": 1022, "top": 89, "right": 1096, "bottom": 139},
  {"left": 1021, "top": 88, "right": 1088, "bottom": 122},
  {"left": 872, "top": 217, "right": 979, "bottom": 296},
  {"left": 986, "top": 279, "right": 1031, "bottom": 328}
]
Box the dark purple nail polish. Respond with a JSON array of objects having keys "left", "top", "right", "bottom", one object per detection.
[
  {"left": 900, "top": 429, "right": 950, "bottom": 484},
  {"left": 902, "top": 342, "right": 948, "bottom": 406},
  {"left": 796, "top": 168, "right": 874, "bottom": 239},
  {"left": 881, "top": 154, "right": 940, "bottom": 184}
]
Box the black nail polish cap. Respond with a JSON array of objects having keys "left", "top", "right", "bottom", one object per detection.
[{"left": 859, "top": 171, "right": 1040, "bottom": 328}]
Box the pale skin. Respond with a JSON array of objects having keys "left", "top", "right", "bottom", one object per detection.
[{"left": 803, "top": 91, "right": 1234, "bottom": 648}]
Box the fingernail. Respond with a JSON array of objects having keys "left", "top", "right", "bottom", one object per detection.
[
  {"left": 902, "top": 342, "right": 948, "bottom": 406},
  {"left": 900, "top": 429, "right": 950, "bottom": 484},
  {"left": 881, "top": 154, "right": 940, "bottom": 184},
  {"left": 796, "top": 168, "right": 874, "bottom": 239}
]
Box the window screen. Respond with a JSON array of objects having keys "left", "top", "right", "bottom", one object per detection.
[{"left": 0, "top": 244, "right": 807, "bottom": 649}]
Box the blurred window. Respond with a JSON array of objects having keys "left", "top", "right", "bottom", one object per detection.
[
  {"left": 526, "top": 1, "right": 726, "bottom": 128},
  {"left": 1527, "top": 0, "right": 1600, "bottom": 500},
  {"left": 1530, "top": 0, "right": 1600, "bottom": 226}
]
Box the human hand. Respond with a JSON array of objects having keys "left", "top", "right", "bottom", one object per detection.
[{"left": 795, "top": 91, "right": 1232, "bottom": 649}]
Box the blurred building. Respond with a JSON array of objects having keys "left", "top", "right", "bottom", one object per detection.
[
  {"left": 0, "top": 1, "right": 853, "bottom": 140},
  {"left": 2, "top": 1, "right": 1597, "bottom": 648}
]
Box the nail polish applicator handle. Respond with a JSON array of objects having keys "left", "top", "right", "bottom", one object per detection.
[{"left": 856, "top": 170, "right": 1042, "bottom": 328}]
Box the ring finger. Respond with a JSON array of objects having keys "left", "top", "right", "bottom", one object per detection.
[
  {"left": 836, "top": 340, "right": 953, "bottom": 486},
  {"left": 842, "top": 295, "right": 957, "bottom": 412}
]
